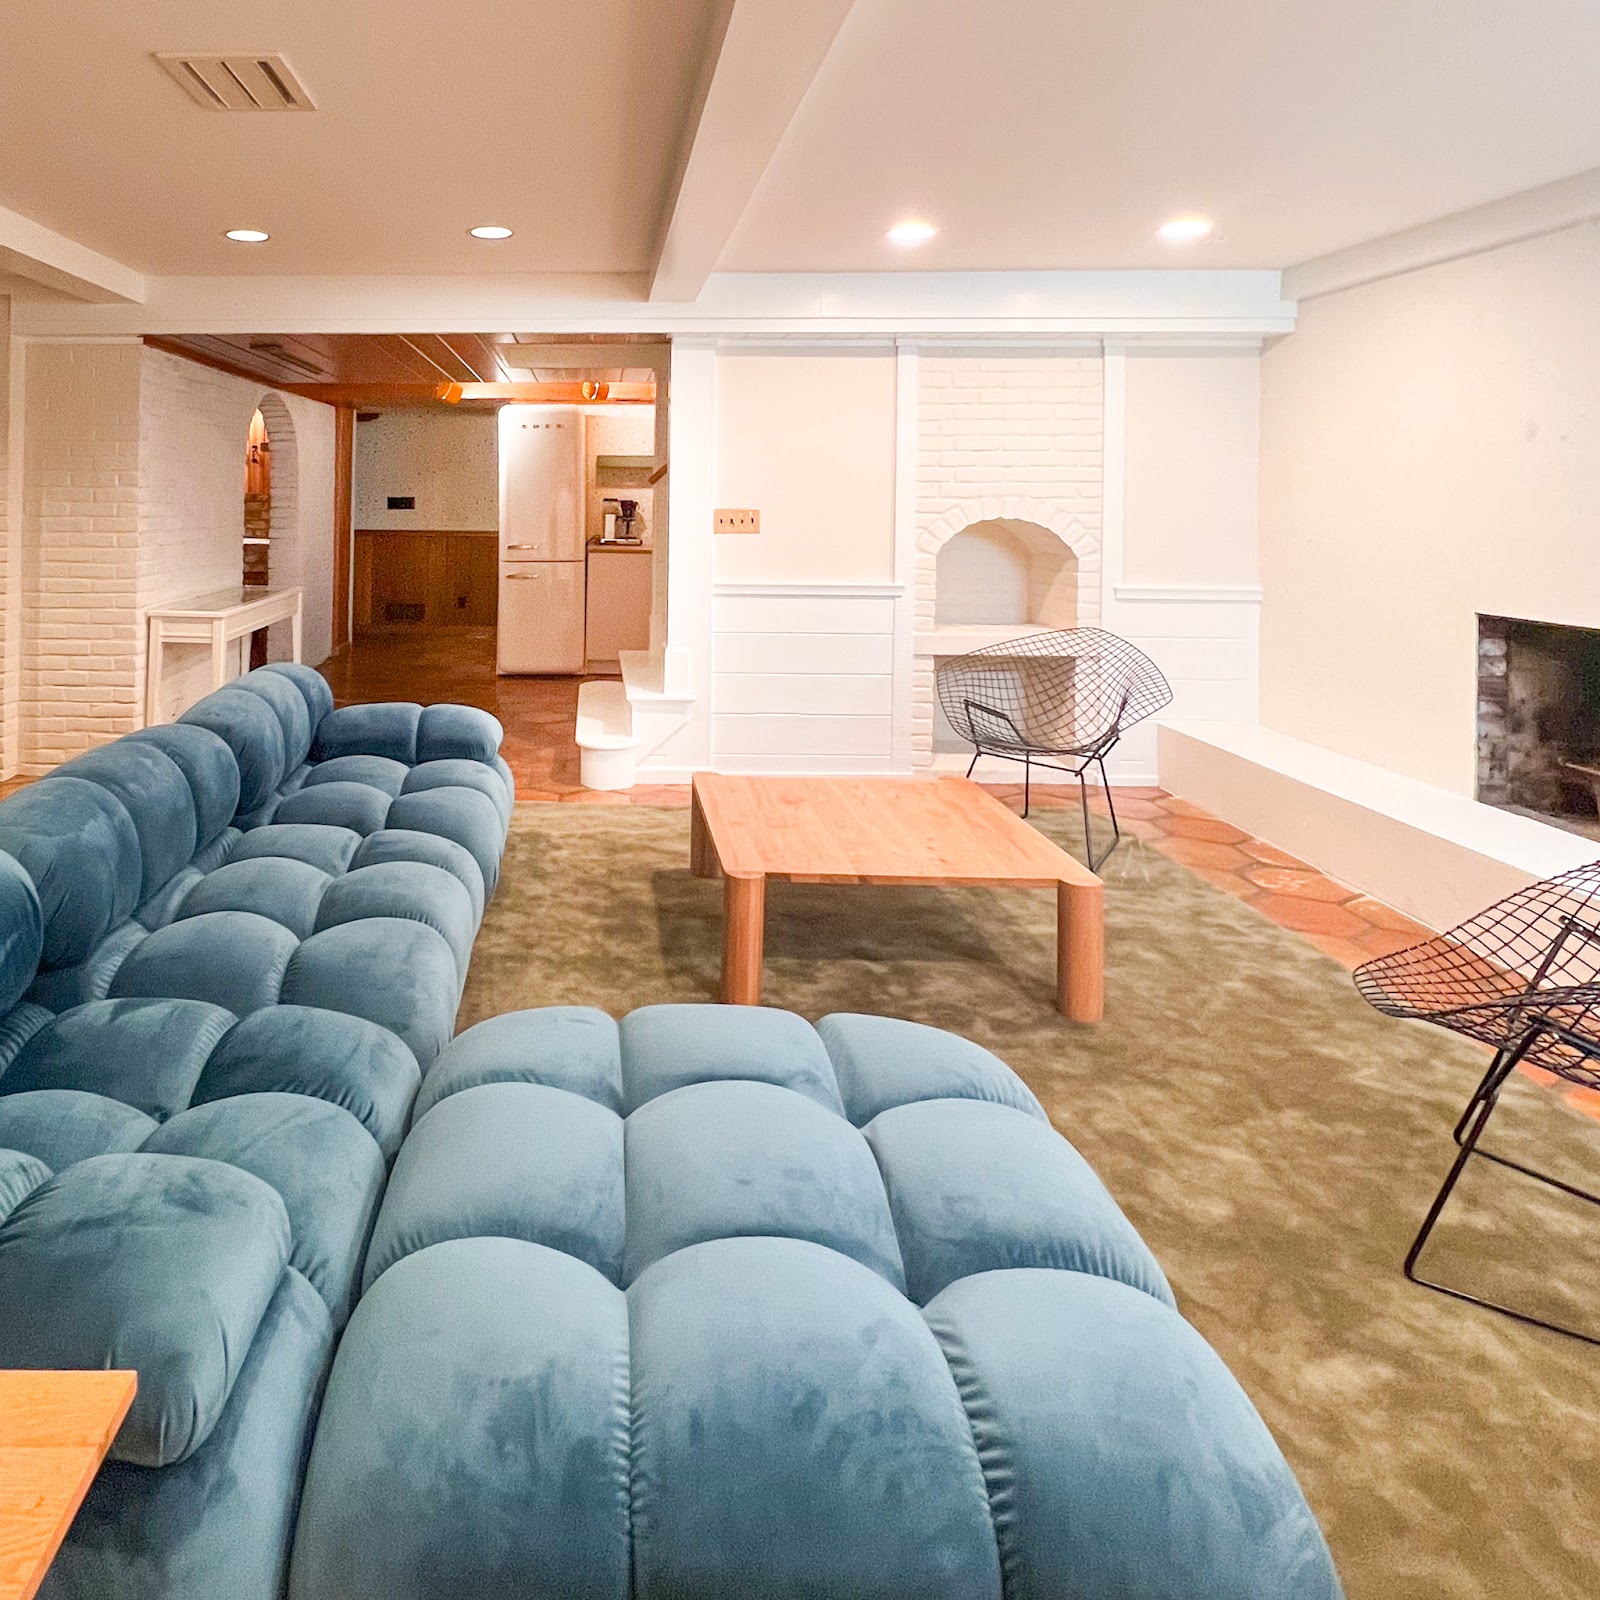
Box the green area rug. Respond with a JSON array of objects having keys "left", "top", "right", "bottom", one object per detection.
[{"left": 460, "top": 803, "right": 1600, "bottom": 1600}]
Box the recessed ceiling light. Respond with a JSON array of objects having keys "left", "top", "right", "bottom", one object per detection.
[
  {"left": 887, "top": 219, "right": 938, "bottom": 247},
  {"left": 1157, "top": 216, "right": 1213, "bottom": 243},
  {"left": 224, "top": 228, "right": 270, "bottom": 243},
  {"left": 469, "top": 225, "right": 513, "bottom": 240}
]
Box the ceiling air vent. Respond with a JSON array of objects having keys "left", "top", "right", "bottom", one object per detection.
[{"left": 155, "top": 53, "right": 316, "bottom": 111}]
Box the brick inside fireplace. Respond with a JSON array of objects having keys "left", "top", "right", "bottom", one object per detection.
[{"left": 1477, "top": 614, "right": 1600, "bottom": 835}]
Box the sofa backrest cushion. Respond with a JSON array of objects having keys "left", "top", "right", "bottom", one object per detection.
[
  {"left": 0, "top": 778, "right": 141, "bottom": 972},
  {"left": 0, "top": 1151, "right": 291, "bottom": 1466},
  {"left": 259, "top": 661, "right": 335, "bottom": 730},
  {"left": 238, "top": 668, "right": 314, "bottom": 770},
  {"left": 57, "top": 741, "right": 198, "bottom": 899},
  {"left": 127, "top": 724, "right": 242, "bottom": 850},
  {"left": 0, "top": 853, "right": 43, "bottom": 1013},
  {"left": 180, "top": 687, "right": 288, "bottom": 813},
  {"left": 312, "top": 703, "right": 422, "bottom": 765}
]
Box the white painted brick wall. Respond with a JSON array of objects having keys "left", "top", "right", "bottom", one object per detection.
[
  {"left": 0, "top": 305, "right": 16, "bottom": 775},
  {"left": 911, "top": 353, "right": 1105, "bottom": 766}
]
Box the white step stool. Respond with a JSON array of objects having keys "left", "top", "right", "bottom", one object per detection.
[{"left": 575, "top": 680, "right": 639, "bottom": 790}]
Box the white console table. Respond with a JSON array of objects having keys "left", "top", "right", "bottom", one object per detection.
[{"left": 145, "top": 585, "right": 303, "bottom": 725}]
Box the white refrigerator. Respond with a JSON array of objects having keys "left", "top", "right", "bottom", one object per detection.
[{"left": 497, "top": 405, "right": 586, "bottom": 674}]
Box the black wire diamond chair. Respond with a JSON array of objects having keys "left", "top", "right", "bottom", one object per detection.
[
  {"left": 935, "top": 628, "right": 1172, "bottom": 871},
  {"left": 1354, "top": 860, "right": 1600, "bottom": 1344}
]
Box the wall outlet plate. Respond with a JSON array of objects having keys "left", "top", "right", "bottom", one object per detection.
[{"left": 715, "top": 508, "right": 760, "bottom": 535}]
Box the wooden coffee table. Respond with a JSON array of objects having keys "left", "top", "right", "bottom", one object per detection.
[
  {"left": 0, "top": 1369, "right": 136, "bottom": 1600},
  {"left": 689, "top": 774, "right": 1104, "bottom": 1021}
]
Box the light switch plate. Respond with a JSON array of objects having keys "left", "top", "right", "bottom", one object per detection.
[{"left": 715, "top": 508, "right": 760, "bottom": 534}]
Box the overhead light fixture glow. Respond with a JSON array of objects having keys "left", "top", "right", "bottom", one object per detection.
[
  {"left": 224, "top": 228, "right": 270, "bottom": 243},
  {"left": 469, "top": 225, "right": 513, "bottom": 240},
  {"left": 887, "top": 219, "right": 938, "bottom": 247},
  {"left": 1157, "top": 216, "right": 1213, "bottom": 243}
]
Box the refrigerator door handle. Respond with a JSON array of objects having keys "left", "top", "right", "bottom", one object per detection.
[
  {"left": 505, "top": 543, "right": 541, "bottom": 550},
  {"left": 505, "top": 572, "right": 539, "bottom": 580}
]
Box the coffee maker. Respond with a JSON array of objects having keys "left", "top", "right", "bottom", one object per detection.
[{"left": 615, "top": 499, "right": 641, "bottom": 543}]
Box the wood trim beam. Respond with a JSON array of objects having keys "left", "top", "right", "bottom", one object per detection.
[
  {"left": 279, "top": 380, "right": 656, "bottom": 407},
  {"left": 332, "top": 407, "right": 354, "bottom": 654},
  {"left": 648, "top": 0, "right": 857, "bottom": 304}
]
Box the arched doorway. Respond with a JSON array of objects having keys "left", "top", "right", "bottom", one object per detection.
[{"left": 239, "top": 394, "right": 299, "bottom": 667}]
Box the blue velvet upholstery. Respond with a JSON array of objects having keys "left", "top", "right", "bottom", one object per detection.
[
  {"left": 293, "top": 1005, "right": 1342, "bottom": 1600},
  {"left": 180, "top": 687, "right": 288, "bottom": 811},
  {"left": 0, "top": 851, "right": 42, "bottom": 1012}
]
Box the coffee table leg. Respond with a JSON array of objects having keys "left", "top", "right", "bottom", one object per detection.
[
  {"left": 722, "top": 873, "right": 766, "bottom": 1005},
  {"left": 1057, "top": 878, "right": 1104, "bottom": 1022},
  {"left": 690, "top": 785, "right": 715, "bottom": 878}
]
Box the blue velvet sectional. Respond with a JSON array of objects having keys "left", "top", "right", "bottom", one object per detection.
[
  {"left": 0, "top": 665, "right": 510, "bottom": 1600},
  {"left": 0, "top": 670, "right": 1342, "bottom": 1598}
]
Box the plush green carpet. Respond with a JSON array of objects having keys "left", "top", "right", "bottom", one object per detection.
[{"left": 460, "top": 803, "right": 1600, "bottom": 1600}]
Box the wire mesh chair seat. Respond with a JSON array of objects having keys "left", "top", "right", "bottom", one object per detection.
[
  {"left": 935, "top": 628, "right": 1172, "bottom": 870},
  {"left": 1354, "top": 859, "right": 1600, "bottom": 1343}
]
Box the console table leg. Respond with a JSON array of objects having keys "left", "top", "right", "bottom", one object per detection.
[
  {"left": 722, "top": 873, "right": 765, "bottom": 1005},
  {"left": 1057, "top": 878, "right": 1104, "bottom": 1022}
]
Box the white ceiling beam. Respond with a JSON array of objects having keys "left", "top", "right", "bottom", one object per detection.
[
  {"left": 648, "top": 0, "right": 857, "bottom": 304},
  {"left": 0, "top": 204, "right": 145, "bottom": 305}
]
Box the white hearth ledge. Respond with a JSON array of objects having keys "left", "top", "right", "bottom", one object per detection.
[{"left": 1157, "top": 721, "right": 1600, "bottom": 932}]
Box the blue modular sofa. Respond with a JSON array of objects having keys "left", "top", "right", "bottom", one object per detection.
[
  {"left": 0, "top": 665, "right": 511, "bottom": 1600},
  {"left": 290, "top": 1004, "right": 1343, "bottom": 1600},
  {"left": 0, "top": 667, "right": 1342, "bottom": 1599}
]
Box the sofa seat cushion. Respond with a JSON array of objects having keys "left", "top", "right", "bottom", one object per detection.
[
  {"left": 305, "top": 1005, "right": 1342, "bottom": 1600},
  {"left": 0, "top": 997, "right": 235, "bottom": 1120},
  {"left": 384, "top": 788, "right": 504, "bottom": 897},
  {"left": 0, "top": 1152, "right": 291, "bottom": 1466},
  {"left": 402, "top": 759, "right": 513, "bottom": 829},
  {"left": 303, "top": 754, "right": 411, "bottom": 798},
  {"left": 110, "top": 911, "right": 300, "bottom": 1016},
  {"left": 274, "top": 781, "right": 394, "bottom": 838},
  {"left": 349, "top": 830, "right": 485, "bottom": 924},
  {"left": 174, "top": 858, "right": 333, "bottom": 941},
  {"left": 0, "top": 1088, "right": 158, "bottom": 1170},
  {"left": 228, "top": 823, "right": 363, "bottom": 877},
  {"left": 314, "top": 862, "right": 475, "bottom": 978},
  {"left": 0, "top": 1147, "right": 51, "bottom": 1222}
]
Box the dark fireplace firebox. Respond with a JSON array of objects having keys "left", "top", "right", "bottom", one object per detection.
[{"left": 1477, "top": 614, "right": 1600, "bottom": 835}]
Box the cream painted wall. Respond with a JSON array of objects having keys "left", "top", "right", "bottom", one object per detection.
[
  {"left": 1259, "top": 218, "right": 1600, "bottom": 796},
  {"left": 1123, "top": 350, "right": 1260, "bottom": 586},
  {"left": 354, "top": 411, "right": 498, "bottom": 531},
  {"left": 713, "top": 352, "right": 896, "bottom": 585}
]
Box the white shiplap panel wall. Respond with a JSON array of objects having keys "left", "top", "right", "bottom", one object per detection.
[{"left": 712, "top": 584, "right": 902, "bottom": 773}]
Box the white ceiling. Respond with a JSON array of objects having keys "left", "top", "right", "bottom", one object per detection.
[
  {"left": 0, "top": 0, "right": 721, "bottom": 276},
  {"left": 4, "top": 0, "right": 1600, "bottom": 284},
  {"left": 724, "top": 0, "right": 1600, "bottom": 271}
]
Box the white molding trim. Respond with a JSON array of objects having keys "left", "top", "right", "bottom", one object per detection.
[
  {"left": 890, "top": 341, "right": 920, "bottom": 775},
  {"left": 1283, "top": 166, "right": 1600, "bottom": 302},
  {"left": 1113, "top": 583, "right": 1263, "bottom": 604},
  {"left": 713, "top": 581, "right": 905, "bottom": 599}
]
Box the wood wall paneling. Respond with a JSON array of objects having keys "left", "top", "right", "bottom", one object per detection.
[
  {"left": 332, "top": 406, "right": 354, "bottom": 652},
  {"left": 353, "top": 530, "right": 497, "bottom": 634}
]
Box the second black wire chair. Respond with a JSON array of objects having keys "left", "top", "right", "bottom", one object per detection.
[{"left": 935, "top": 627, "right": 1172, "bottom": 871}]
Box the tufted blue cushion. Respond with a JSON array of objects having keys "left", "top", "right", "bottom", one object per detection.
[
  {"left": 274, "top": 781, "right": 394, "bottom": 838},
  {"left": 175, "top": 858, "right": 333, "bottom": 941},
  {"left": 384, "top": 788, "right": 504, "bottom": 896},
  {"left": 180, "top": 687, "right": 289, "bottom": 813},
  {"left": 193, "top": 1006, "right": 419, "bottom": 1161},
  {"left": 349, "top": 829, "right": 485, "bottom": 924},
  {"left": 260, "top": 661, "right": 335, "bottom": 730},
  {"left": 0, "top": 1147, "right": 51, "bottom": 1223},
  {"left": 416, "top": 703, "right": 504, "bottom": 765},
  {"left": 57, "top": 741, "right": 198, "bottom": 898},
  {"left": 865, "top": 1097, "right": 1175, "bottom": 1307},
  {"left": 127, "top": 723, "right": 242, "bottom": 851},
  {"left": 0, "top": 851, "right": 43, "bottom": 1013},
  {"left": 302, "top": 755, "right": 410, "bottom": 799},
  {"left": 623, "top": 1080, "right": 905, "bottom": 1290},
  {"left": 362, "top": 1083, "right": 624, "bottom": 1292},
  {"left": 924, "top": 1269, "right": 1343, "bottom": 1599},
  {"left": 312, "top": 703, "right": 421, "bottom": 765},
  {"left": 314, "top": 863, "right": 474, "bottom": 977},
  {"left": 0, "top": 1089, "right": 157, "bottom": 1170},
  {"left": 238, "top": 669, "right": 314, "bottom": 769},
  {"left": 0, "top": 1153, "right": 291, "bottom": 1467},
  {"left": 146, "top": 1093, "right": 386, "bottom": 1326},
  {"left": 282, "top": 919, "right": 459, "bottom": 1067},
  {"left": 290, "top": 1238, "right": 630, "bottom": 1600},
  {"left": 401, "top": 759, "right": 513, "bottom": 828},
  {"left": 0, "top": 997, "right": 235, "bottom": 1121},
  {"left": 110, "top": 911, "right": 299, "bottom": 1016},
  {"left": 227, "top": 823, "right": 362, "bottom": 877},
  {"left": 0, "top": 777, "right": 141, "bottom": 972}
]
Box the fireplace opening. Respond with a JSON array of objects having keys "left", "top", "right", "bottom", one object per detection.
[{"left": 1477, "top": 614, "right": 1600, "bottom": 838}]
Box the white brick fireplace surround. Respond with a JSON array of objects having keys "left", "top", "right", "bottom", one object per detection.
[{"left": 693, "top": 340, "right": 1264, "bottom": 785}]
